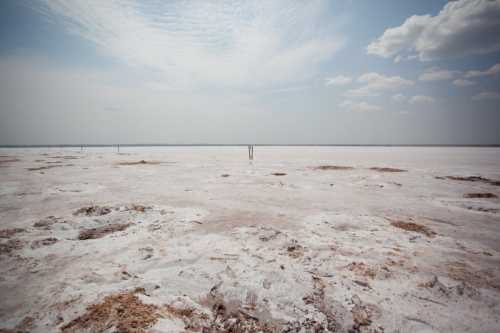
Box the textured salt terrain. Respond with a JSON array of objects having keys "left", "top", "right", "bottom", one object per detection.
[{"left": 0, "top": 146, "right": 499, "bottom": 332}]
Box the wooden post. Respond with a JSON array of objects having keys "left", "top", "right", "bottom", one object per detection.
[{"left": 248, "top": 145, "right": 254, "bottom": 160}]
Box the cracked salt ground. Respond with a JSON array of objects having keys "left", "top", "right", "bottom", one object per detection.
[{"left": 1, "top": 146, "right": 500, "bottom": 332}]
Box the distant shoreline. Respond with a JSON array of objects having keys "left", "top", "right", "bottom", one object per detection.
[{"left": 1, "top": 144, "right": 500, "bottom": 148}]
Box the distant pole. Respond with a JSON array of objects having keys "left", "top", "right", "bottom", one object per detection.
[
  {"left": 81, "top": 145, "right": 83, "bottom": 151},
  {"left": 117, "top": 144, "right": 120, "bottom": 153},
  {"left": 248, "top": 145, "right": 254, "bottom": 160}
]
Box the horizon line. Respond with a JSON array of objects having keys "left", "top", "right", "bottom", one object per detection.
[{"left": 2, "top": 144, "right": 500, "bottom": 148}]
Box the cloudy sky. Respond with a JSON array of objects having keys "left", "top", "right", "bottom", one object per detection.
[{"left": 0, "top": 0, "right": 499, "bottom": 145}]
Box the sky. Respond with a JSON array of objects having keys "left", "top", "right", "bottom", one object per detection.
[{"left": 0, "top": 0, "right": 499, "bottom": 145}]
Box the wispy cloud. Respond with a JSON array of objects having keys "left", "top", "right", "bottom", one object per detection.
[
  {"left": 472, "top": 91, "right": 500, "bottom": 101},
  {"left": 464, "top": 63, "right": 500, "bottom": 78},
  {"left": 345, "top": 72, "right": 414, "bottom": 97},
  {"left": 452, "top": 79, "right": 476, "bottom": 87},
  {"left": 419, "top": 68, "right": 458, "bottom": 81},
  {"left": 325, "top": 75, "right": 352, "bottom": 86},
  {"left": 37, "top": 0, "right": 343, "bottom": 90},
  {"left": 339, "top": 100, "right": 382, "bottom": 112},
  {"left": 392, "top": 94, "right": 407, "bottom": 103},
  {"left": 409, "top": 95, "right": 435, "bottom": 104}
]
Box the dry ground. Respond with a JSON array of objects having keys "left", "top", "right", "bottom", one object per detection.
[{"left": 1, "top": 147, "right": 500, "bottom": 332}]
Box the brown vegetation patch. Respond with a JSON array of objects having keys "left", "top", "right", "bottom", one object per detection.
[
  {"left": 446, "top": 261, "right": 497, "bottom": 290},
  {"left": 347, "top": 262, "right": 377, "bottom": 279},
  {"left": 0, "top": 158, "right": 21, "bottom": 164},
  {"left": 199, "top": 286, "right": 280, "bottom": 333},
  {"left": 127, "top": 204, "right": 149, "bottom": 213},
  {"left": 31, "top": 237, "right": 58, "bottom": 249},
  {"left": 206, "top": 302, "right": 277, "bottom": 332},
  {"left": 33, "top": 216, "right": 63, "bottom": 229},
  {"left": 286, "top": 242, "right": 305, "bottom": 258},
  {"left": 74, "top": 205, "right": 112, "bottom": 217},
  {"left": 0, "top": 316, "right": 34, "bottom": 333},
  {"left": 463, "top": 193, "right": 498, "bottom": 199},
  {"left": 370, "top": 167, "right": 407, "bottom": 172},
  {"left": 164, "top": 304, "right": 206, "bottom": 330},
  {"left": 271, "top": 172, "right": 287, "bottom": 176},
  {"left": 61, "top": 290, "right": 159, "bottom": 333},
  {"left": 116, "top": 160, "right": 160, "bottom": 166},
  {"left": 49, "top": 155, "right": 80, "bottom": 160},
  {"left": 389, "top": 219, "right": 436, "bottom": 237},
  {"left": 78, "top": 223, "right": 131, "bottom": 240},
  {"left": 0, "top": 228, "right": 25, "bottom": 239},
  {"left": 0, "top": 239, "right": 24, "bottom": 255},
  {"left": 26, "top": 165, "right": 63, "bottom": 171},
  {"left": 296, "top": 276, "right": 341, "bottom": 332},
  {"left": 313, "top": 165, "right": 354, "bottom": 171},
  {"left": 439, "top": 175, "right": 500, "bottom": 186}
]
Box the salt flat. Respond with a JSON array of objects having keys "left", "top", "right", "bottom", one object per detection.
[{"left": 1, "top": 147, "right": 499, "bottom": 332}]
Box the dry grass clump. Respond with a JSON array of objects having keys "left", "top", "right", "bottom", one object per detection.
[
  {"left": 313, "top": 165, "right": 354, "bottom": 171},
  {"left": 286, "top": 245, "right": 304, "bottom": 259},
  {"left": 0, "top": 228, "right": 25, "bottom": 239},
  {"left": 49, "top": 155, "right": 79, "bottom": 160},
  {"left": 206, "top": 302, "right": 277, "bottom": 333},
  {"left": 78, "top": 223, "right": 131, "bottom": 240},
  {"left": 33, "top": 216, "right": 62, "bottom": 229},
  {"left": 31, "top": 238, "right": 58, "bottom": 249},
  {"left": 437, "top": 175, "right": 500, "bottom": 186},
  {"left": 116, "top": 160, "right": 160, "bottom": 166},
  {"left": 446, "top": 261, "right": 497, "bottom": 290},
  {"left": 446, "top": 175, "right": 487, "bottom": 182},
  {"left": 370, "top": 167, "right": 407, "bottom": 172},
  {"left": 26, "top": 165, "right": 63, "bottom": 171},
  {"left": 463, "top": 193, "right": 498, "bottom": 199},
  {"left": 0, "top": 239, "right": 24, "bottom": 255},
  {"left": 0, "top": 316, "right": 34, "bottom": 333},
  {"left": 61, "top": 290, "right": 159, "bottom": 333},
  {"left": 74, "top": 205, "right": 112, "bottom": 217},
  {"left": 389, "top": 219, "right": 436, "bottom": 237},
  {"left": 128, "top": 204, "right": 149, "bottom": 212},
  {"left": 346, "top": 262, "right": 377, "bottom": 279},
  {"left": 0, "top": 158, "right": 21, "bottom": 164}
]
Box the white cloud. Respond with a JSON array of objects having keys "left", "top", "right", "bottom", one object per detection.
[
  {"left": 409, "top": 95, "right": 435, "bottom": 104},
  {"left": 345, "top": 72, "right": 414, "bottom": 97},
  {"left": 472, "top": 91, "right": 500, "bottom": 101},
  {"left": 464, "top": 63, "right": 500, "bottom": 78},
  {"left": 339, "top": 100, "right": 382, "bottom": 112},
  {"left": 37, "top": 0, "right": 343, "bottom": 90},
  {"left": 452, "top": 79, "right": 476, "bottom": 87},
  {"left": 367, "top": 0, "right": 500, "bottom": 61},
  {"left": 392, "top": 94, "right": 407, "bottom": 103},
  {"left": 325, "top": 75, "right": 352, "bottom": 86},
  {"left": 419, "top": 68, "right": 457, "bottom": 81}
]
